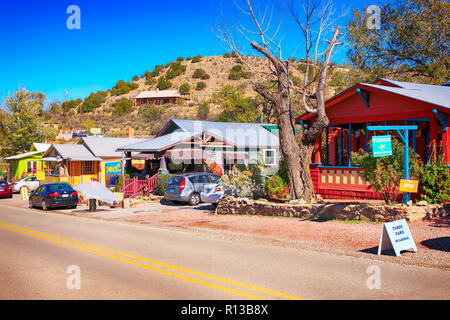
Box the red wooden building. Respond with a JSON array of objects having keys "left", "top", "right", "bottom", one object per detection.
[
  {"left": 297, "top": 79, "right": 450, "bottom": 200},
  {"left": 133, "top": 89, "right": 181, "bottom": 106}
]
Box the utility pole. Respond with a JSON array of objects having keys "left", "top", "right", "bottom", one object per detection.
[
  {"left": 79, "top": 101, "right": 82, "bottom": 131},
  {"left": 64, "top": 88, "right": 68, "bottom": 126}
]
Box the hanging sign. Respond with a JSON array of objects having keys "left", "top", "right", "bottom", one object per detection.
[
  {"left": 378, "top": 219, "right": 417, "bottom": 256},
  {"left": 399, "top": 179, "right": 419, "bottom": 193},
  {"left": 372, "top": 135, "right": 392, "bottom": 157},
  {"left": 105, "top": 161, "right": 122, "bottom": 175}
]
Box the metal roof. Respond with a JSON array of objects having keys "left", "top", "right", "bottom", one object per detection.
[
  {"left": 44, "top": 144, "right": 101, "bottom": 162},
  {"left": 117, "top": 120, "right": 279, "bottom": 152},
  {"left": 33, "top": 143, "right": 51, "bottom": 153},
  {"left": 81, "top": 137, "right": 147, "bottom": 158},
  {"left": 134, "top": 90, "right": 180, "bottom": 99},
  {"left": 4, "top": 151, "right": 42, "bottom": 160},
  {"left": 170, "top": 119, "right": 279, "bottom": 148},
  {"left": 361, "top": 79, "right": 450, "bottom": 110}
]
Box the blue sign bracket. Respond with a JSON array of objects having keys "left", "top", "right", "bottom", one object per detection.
[
  {"left": 367, "top": 125, "right": 418, "bottom": 204},
  {"left": 356, "top": 88, "right": 370, "bottom": 108},
  {"left": 432, "top": 109, "right": 448, "bottom": 132}
]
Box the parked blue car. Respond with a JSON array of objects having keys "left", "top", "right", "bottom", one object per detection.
[{"left": 29, "top": 183, "right": 78, "bottom": 211}]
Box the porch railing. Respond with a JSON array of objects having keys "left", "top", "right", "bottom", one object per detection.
[
  {"left": 311, "top": 165, "right": 383, "bottom": 200},
  {"left": 121, "top": 173, "right": 159, "bottom": 198}
]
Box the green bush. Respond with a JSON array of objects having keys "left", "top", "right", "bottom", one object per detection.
[
  {"left": 191, "top": 55, "right": 203, "bottom": 63},
  {"left": 155, "top": 174, "right": 174, "bottom": 195},
  {"left": 179, "top": 83, "right": 191, "bottom": 95},
  {"left": 420, "top": 156, "right": 450, "bottom": 204},
  {"left": 156, "top": 76, "right": 173, "bottom": 90},
  {"left": 152, "top": 65, "right": 165, "bottom": 77},
  {"left": 351, "top": 139, "right": 422, "bottom": 204},
  {"left": 266, "top": 175, "right": 289, "bottom": 200},
  {"left": 139, "top": 104, "right": 165, "bottom": 121},
  {"left": 81, "top": 91, "right": 108, "bottom": 112},
  {"left": 223, "top": 53, "right": 232, "bottom": 58},
  {"left": 195, "top": 81, "right": 206, "bottom": 90},
  {"left": 197, "top": 102, "right": 209, "bottom": 120},
  {"left": 176, "top": 57, "right": 184, "bottom": 62},
  {"left": 132, "top": 75, "right": 139, "bottom": 81},
  {"left": 166, "top": 62, "right": 186, "bottom": 79},
  {"left": 111, "top": 80, "right": 139, "bottom": 96},
  {"left": 112, "top": 98, "right": 133, "bottom": 116},
  {"left": 192, "top": 68, "right": 210, "bottom": 80}
]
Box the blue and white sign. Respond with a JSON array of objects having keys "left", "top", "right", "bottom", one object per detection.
[
  {"left": 378, "top": 219, "right": 417, "bottom": 256},
  {"left": 372, "top": 135, "right": 392, "bottom": 157},
  {"left": 105, "top": 161, "right": 122, "bottom": 175}
]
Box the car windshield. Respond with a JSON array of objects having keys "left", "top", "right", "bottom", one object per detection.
[
  {"left": 46, "top": 184, "right": 73, "bottom": 192},
  {"left": 0, "top": 181, "right": 8, "bottom": 186}
]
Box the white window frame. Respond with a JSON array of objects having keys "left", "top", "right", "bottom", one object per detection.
[{"left": 263, "top": 149, "right": 276, "bottom": 166}]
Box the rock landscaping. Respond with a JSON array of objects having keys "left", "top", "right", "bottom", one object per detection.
[{"left": 216, "top": 197, "right": 449, "bottom": 222}]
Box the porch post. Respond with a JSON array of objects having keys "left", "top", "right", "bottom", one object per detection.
[
  {"left": 429, "top": 117, "right": 438, "bottom": 161},
  {"left": 443, "top": 115, "right": 449, "bottom": 165},
  {"left": 365, "top": 122, "right": 370, "bottom": 152},
  {"left": 314, "top": 134, "right": 321, "bottom": 164},
  {"left": 348, "top": 123, "right": 352, "bottom": 167},
  {"left": 325, "top": 127, "right": 329, "bottom": 165}
]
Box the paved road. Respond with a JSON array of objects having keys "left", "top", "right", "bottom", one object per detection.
[{"left": 0, "top": 204, "right": 448, "bottom": 300}]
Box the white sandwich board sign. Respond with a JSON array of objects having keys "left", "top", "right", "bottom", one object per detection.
[{"left": 378, "top": 219, "right": 417, "bottom": 256}]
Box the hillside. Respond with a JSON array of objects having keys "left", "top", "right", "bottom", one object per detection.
[{"left": 48, "top": 54, "right": 349, "bottom": 138}]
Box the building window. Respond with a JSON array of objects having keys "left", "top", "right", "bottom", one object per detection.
[
  {"left": 26, "top": 161, "right": 38, "bottom": 174},
  {"left": 263, "top": 149, "right": 276, "bottom": 166},
  {"left": 84, "top": 161, "right": 94, "bottom": 174}
]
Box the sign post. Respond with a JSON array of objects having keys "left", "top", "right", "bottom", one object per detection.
[
  {"left": 378, "top": 219, "right": 417, "bottom": 256},
  {"left": 367, "top": 125, "right": 418, "bottom": 204}
]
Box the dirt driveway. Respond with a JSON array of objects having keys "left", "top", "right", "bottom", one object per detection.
[{"left": 1, "top": 195, "right": 448, "bottom": 270}]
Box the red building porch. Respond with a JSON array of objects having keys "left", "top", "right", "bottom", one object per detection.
[{"left": 298, "top": 79, "right": 450, "bottom": 200}]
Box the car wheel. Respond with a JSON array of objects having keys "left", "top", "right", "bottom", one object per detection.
[
  {"left": 188, "top": 193, "right": 201, "bottom": 206},
  {"left": 212, "top": 203, "right": 218, "bottom": 208},
  {"left": 29, "top": 199, "right": 34, "bottom": 208},
  {"left": 71, "top": 205, "right": 77, "bottom": 209},
  {"left": 42, "top": 200, "right": 48, "bottom": 211}
]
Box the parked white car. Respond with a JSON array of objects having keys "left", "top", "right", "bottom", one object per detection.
[
  {"left": 200, "top": 183, "right": 225, "bottom": 207},
  {"left": 12, "top": 176, "right": 40, "bottom": 193}
]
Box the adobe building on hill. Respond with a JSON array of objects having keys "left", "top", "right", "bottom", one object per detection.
[
  {"left": 296, "top": 78, "right": 449, "bottom": 201},
  {"left": 133, "top": 89, "right": 181, "bottom": 106}
]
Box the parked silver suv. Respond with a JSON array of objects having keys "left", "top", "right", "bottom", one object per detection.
[{"left": 164, "top": 173, "right": 221, "bottom": 205}]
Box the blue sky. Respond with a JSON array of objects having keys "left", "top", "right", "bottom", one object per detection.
[{"left": 0, "top": 0, "right": 381, "bottom": 106}]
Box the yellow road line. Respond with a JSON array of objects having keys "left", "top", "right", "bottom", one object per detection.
[
  {"left": 0, "top": 221, "right": 304, "bottom": 300},
  {"left": 0, "top": 224, "right": 265, "bottom": 300}
]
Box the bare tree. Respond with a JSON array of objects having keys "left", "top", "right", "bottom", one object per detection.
[{"left": 214, "top": 0, "right": 345, "bottom": 201}]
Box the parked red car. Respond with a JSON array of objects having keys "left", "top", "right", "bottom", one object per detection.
[{"left": 0, "top": 181, "right": 13, "bottom": 198}]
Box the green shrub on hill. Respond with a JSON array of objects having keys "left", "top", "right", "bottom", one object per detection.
[
  {"left": 191, "top": 55, "right": 203, "bottom": 63},
  {"left": 81, "top": 91, "right": 108, "bottom": 112},
  {"left": 156, "top": 76, "right": 173, "bottom": 90},
  {"left": 192, "top": 68, "right": 210, "bottom": 80},
  {"left": 111, "top": 80, "right": 139, "bottom": 96},
  {"left": 112, "top": 98, "right": 133, "bottom": 116},
  {"left": 166, "top": 62, "right": 187, "bottom": 79},
  {"left": 179, "top": 83, "right": 191, "bottom": 95},
  {"left": 195, "top": 81, "right": 206, "bottom": 90}
]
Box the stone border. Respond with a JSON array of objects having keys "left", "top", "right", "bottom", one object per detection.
[{"left": 216, "top": 197, "right": 449, "bottom": 222}]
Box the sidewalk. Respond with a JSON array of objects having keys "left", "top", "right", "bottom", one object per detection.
[{"left": 1, "top": 195, "right": 448, "bottom": 270}]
